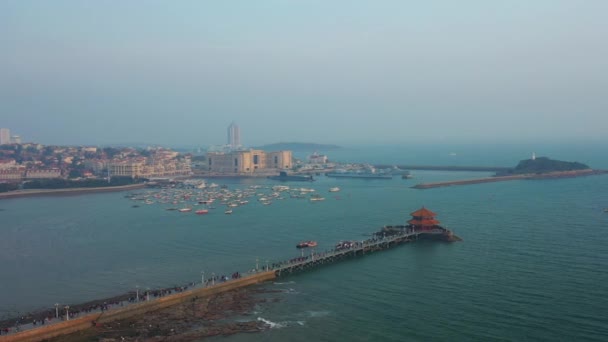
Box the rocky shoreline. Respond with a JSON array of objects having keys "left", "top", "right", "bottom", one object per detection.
[{"left": 46, "top": 287, "right": 281, "bottom": 342}]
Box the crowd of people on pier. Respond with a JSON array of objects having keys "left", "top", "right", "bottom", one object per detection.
[{"left": 1, "top": 231, "right": 416, "bottom": 336}]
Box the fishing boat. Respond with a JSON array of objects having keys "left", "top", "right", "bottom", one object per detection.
[
  {"left": 296, "top": 241, "right": 318, "bottom": 248},
  {"left": 195, "top": 209, "right": 209, "bottom": 215},
  {"left": 310, "top": 194, "right": 325, "bottom": 202}
]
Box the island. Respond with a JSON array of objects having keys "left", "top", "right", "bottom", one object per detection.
[{"left": 412, "top": 156, "right": 607, "bottom": 189}]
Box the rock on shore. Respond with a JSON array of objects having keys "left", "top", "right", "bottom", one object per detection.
[{"left": 49, "top": 288, "right": 281, "bottom": 342}]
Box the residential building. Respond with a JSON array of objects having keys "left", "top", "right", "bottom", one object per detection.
[
  {"left": 0, "top": 128, "right": 10, "bottom": 145},
  {"left": 227, "top": 122, "right": 241, "bottom": 150},
  {"left": 25, "top": 168, "right": 62, "bottom": 179}
]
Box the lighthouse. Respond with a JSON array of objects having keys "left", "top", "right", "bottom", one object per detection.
[{"left": 532, "top": 152, "right": 536, "bottom": 160}]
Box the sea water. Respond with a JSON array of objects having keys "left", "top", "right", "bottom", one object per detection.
[{"left": 1, "top": 142, "right": 607, "bottom": 341}]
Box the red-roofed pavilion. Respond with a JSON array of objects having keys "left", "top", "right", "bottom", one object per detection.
[{"left": 408, "top": 207, "right": 440, "bottom": 231}]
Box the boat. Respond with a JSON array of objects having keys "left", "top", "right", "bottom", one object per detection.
[
  {"left": 225, "top": 209, "right": 233, "bottom": 214},
  {"left": 296, "top": 241, "right": 318, "bottom": 248},
  {"left": 166, "top": 208, "right": 178, "bottom": 211},
  {"left": 178, "top": 208, "right": 192, "bottom": 212},
  {"left": 268, "top": 171, "right": 314, "bottom": 182},
  {"left": 132, "top": 205, "right": 140, "bottom": 208},
  {"left": 195, "top": 209, "right": 209, "bottom": 215},
  {"left": 326, "top": 165, "right": 392, "bottom": 179},
  {"left": 329, "top": 187, "right": 340, "bottom": 192},
  {"left": 310, "top": 195, "right": 325, "bottom": 202}
]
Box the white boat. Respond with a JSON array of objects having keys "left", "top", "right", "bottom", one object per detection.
[
  {"left": 225, "top": 209, "right": 233, "bottom": 214},
  {"left": 178, "top": 208, "right": 192, "bottom": 212},
  {"left": 310, "top": 195, "right": 325, "bottom": 202},
  {"left": 329, "top": 187, "right": 340, "bottom": 192}
]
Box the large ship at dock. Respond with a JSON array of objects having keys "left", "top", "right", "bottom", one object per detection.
[
  {"left": 268, "top": 171, "right": 314, "bottom": 182},
  {"left": 326, "top": 165, "right": 393, "bottom": 179}
]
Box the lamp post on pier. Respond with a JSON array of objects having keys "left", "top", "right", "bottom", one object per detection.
[
  {"left": 201, "top": 270, "right": 205, "bottom": 287},
  {"left": 256, "top": 257, "right": 259, "bottom": 272},
  {"left": 266, "top": 260, "right": 269, "bottom": 271},
  {"left": 136, "top": 285, "right": 140, "bottom": 302},
  {"left": 64, "top": 306, "right": 70, "bottom": 321},
  {"left": 211, "top": 272, "right": 215, "bottom": 286},
  {"left": 54, "top": 303, "right": 59, "bottom": 319},
  {"left": 146, "top": 287, "right": 150, "bottom": 301}
]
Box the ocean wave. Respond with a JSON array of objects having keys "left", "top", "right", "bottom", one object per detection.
[
  {"left": 306, "top": 310, "right": 331, "bottom": 318},
  {"left": 257, "top": 317, "right": 284, "bottom": 329},
  {"left": 273, "top": 281, "right": 296, "bottom": 285},
  {"left": 257, "top": 317, "right": 306, "bottom": 329}
]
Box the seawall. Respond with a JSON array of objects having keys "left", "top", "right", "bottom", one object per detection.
[
  {"left": 0, "top": 183, "right": 147, "bottom": 200},
  {"left": 412, "top": 169, "right": 607, "bottom": 189},
  {"left": 0, "top": 271, "right": 276, "bottom": 342}
]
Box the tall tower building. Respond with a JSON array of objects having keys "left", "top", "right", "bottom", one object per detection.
[
  {"left": 227, "top": 122, "right": 241, "bottom": 150},
  {"left": 0, "top": 128, "right": 10, "bottom": 145}
]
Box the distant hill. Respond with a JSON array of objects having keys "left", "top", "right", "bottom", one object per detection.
[
  {"left": 499, "top": 157, "right": 590, "bottom": 175},
  {"left": 255, "top": 142, "right": 342, "bottom": 152}
]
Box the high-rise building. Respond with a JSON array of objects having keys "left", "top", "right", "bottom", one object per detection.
[
  {"left": 0, "top": 128, "right": 10, "bottom": 145},
  {"left": 227, "top": 122, "right": 241, "bottom": 150}
]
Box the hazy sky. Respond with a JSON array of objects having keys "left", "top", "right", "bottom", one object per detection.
[{"left": 1, "top": 1, "right": 607, "bottom": 146}]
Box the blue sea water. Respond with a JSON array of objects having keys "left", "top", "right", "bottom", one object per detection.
[{"left": 1, "top": 142, "right": 607, "bottom": 341}]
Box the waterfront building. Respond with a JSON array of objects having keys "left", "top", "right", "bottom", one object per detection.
[
  {"left": 227, "top": 122, "right": 241, "bottom": 150},
  {"left": 207, "top": 149, "right": 292, "bottom": 174},
  {"left": 25, "top": 168, "right": 62, "bottom": 179},
  {"left": 407, "top": 207, "right": 441, "bottom": 231},
  {"left": 0, "top": 128, "right": 10, "bottom": 145},
  {"left": 0, "top": 168, "right": 24, "bottom": 181},
  {"left": 309, "top": 152, "right": 328, "bottom": 165}
]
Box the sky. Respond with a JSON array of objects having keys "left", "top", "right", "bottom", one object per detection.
[{"left": 1, "top": 1, "right": 607, "bottom": 147}]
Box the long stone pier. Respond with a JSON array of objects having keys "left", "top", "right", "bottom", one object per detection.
[{"left": 0, "top": 228, "right": 456, "bottom": 342}]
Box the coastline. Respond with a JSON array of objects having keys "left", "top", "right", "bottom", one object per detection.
[
  {"left": 0, "top": 183, "right": 147, "bottom": 200},
  {"left": 412, "top": 169, "right": 608, "bottom": 189}
]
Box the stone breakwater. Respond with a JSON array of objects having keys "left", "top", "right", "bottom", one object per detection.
[
  {"left": 412, "top": 169, "right": 607, "bottom": 189},
  {"left": 0, "top": 271, "right": 276, "bottom": 342},
  {"left": 0, "top": 183, "right": 147, "bottom": 199}
]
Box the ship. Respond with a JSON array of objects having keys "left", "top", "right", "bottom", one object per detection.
[
  {"left": 326, "top": 166, "right": 393, "bottom": 179},
  {"left": 296, "top": 241, "right": 318, "bottom": 248},
  {"left": 268, "top": 171, "right": 314, "bottom": 182}
]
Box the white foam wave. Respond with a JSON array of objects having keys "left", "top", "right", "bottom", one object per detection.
[
  {"left": 257, "top": 317, "right": 306, "bottom": 329},
  {"left": 257, "top": 317, "right": 284, "bottom": 329},
  {"left": 273, "top": 281, "right": 296, "bottom": 285}
]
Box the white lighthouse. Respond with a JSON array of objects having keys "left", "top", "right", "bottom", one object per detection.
[{"left": 532, "top": 152, "right": 536, "bottom": 160}]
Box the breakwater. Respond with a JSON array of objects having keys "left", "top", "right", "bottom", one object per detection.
[
  {"left": 0, "top": 183, "right": 147, "bottom": 200},
  {"left": 412, "top": 169, "right": 607, "bottom": 189}
]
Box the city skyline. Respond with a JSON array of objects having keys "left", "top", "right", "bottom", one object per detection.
[{"left": 1, "top": 1, "right": 607, "bottom": 146}]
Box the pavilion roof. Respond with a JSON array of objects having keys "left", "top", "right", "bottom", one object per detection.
[{"left": 410, "top": 207, "right": 437, "bottom": 218}]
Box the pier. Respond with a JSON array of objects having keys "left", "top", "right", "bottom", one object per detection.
[
  {"left": 0, "top": 209, "right": 457, "bottom": 342},
  {"left": 274, "top": 229, "right": 449, "bottom": 276}
]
